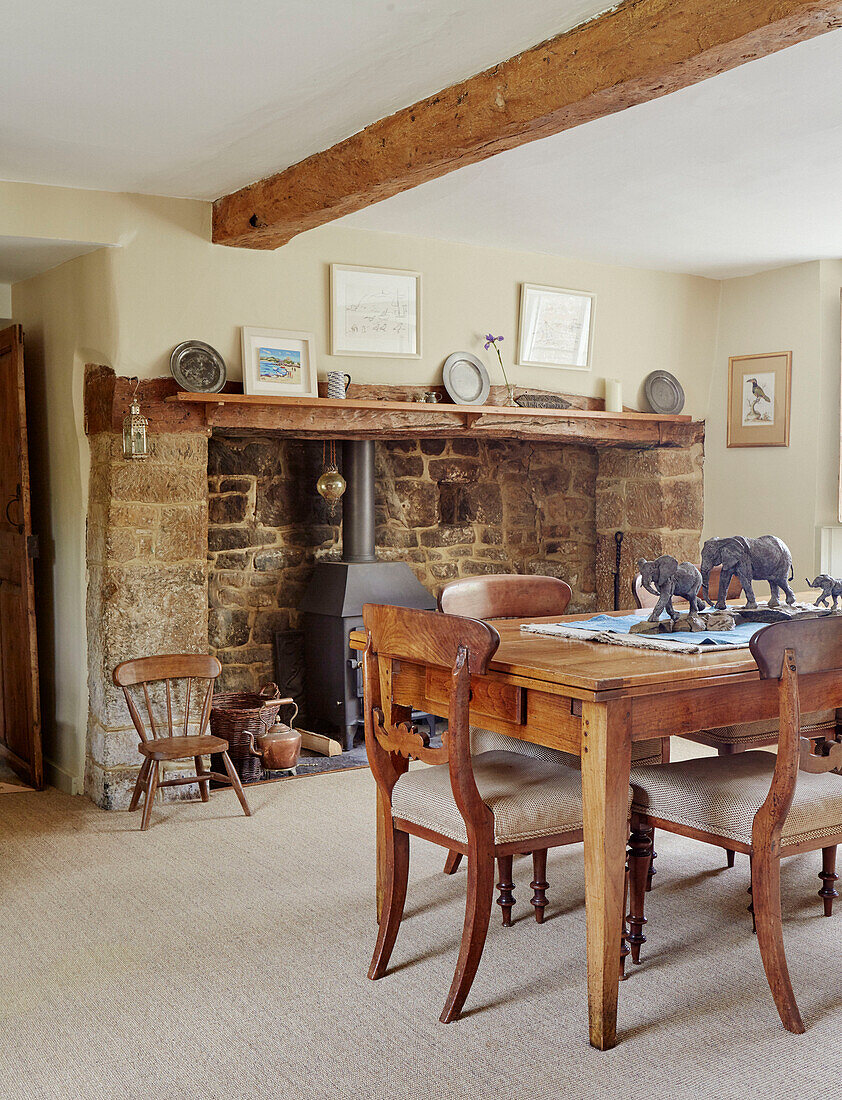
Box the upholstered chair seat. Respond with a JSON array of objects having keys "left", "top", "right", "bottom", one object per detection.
[
  {"left": 393, "top": 749, "right": 595, "bottom": 846},
  {"left": 631, "top": 749, "right": 842, "bottom": 849},
  {"left": 470, "top": 726, "right": 663, "bottom": 768},
  {"left": 694, "top": 710, "right": 836, "bottom": 748}
]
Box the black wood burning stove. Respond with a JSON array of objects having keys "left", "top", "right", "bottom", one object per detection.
[{"left": 300, "top": 440, "right": 436, "bottom": 750}]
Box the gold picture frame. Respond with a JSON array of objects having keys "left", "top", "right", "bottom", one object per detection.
[{"left": 727, "top": 351, "right": 791, "bottom": 448}]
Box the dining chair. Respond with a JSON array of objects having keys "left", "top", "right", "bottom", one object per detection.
[
  {"left": 113, "top": 654, "right": 252, "bottom": 830},
  {"left": 626, "top": 616, "right": 842, "bottom": 1032},
  {"left": 363, "top": 603, "right": 603, "bottom": 1022},
  {"left": 438, "top": 572, "right": 665, "bottom": 906}
]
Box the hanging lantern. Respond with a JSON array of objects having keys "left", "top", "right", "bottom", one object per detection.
[
  {"left": 122, "top": 380, "right": 150, "bottom": 460},
  {"left": 317, "top": 439, "right": 345, "bottom": 513}
]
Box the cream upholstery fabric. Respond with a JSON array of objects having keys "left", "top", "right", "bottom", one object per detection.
[
  {"left": 631, "top": 750, "right": 842, "bottom": 848},
  {"left": 693, "top": 710, "right": 836, "bottom": 747},
  {"left": 470, "top": 726, "right": 663, "bottom": 768},
  {"left": 392, "top": 750, "right": 588, "bottom": 845}
]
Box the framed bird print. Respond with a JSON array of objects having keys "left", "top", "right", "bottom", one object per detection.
[{"left": 727, "top": 352, "right": 791, "bottom": 447}]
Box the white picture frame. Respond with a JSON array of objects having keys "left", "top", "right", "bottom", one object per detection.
[
  {"left": 241, "top": 327, "right": 318, "bottom": 397},
  {"left": 517, "top": 283, "right": 595, "bottom": 371},
  {"left": 330, "top": 264, "right": 421, "bottom": 358}
]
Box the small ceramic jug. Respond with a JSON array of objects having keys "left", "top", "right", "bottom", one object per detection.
[{"left": 327, "top": 371, "right": 351, "bottom": 399}]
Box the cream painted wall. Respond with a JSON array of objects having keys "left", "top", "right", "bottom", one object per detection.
[
  {"left": 702, "top": 261, "right": 837, "bottom": 585},
  {"left": 0, "top": 283, "right": 11, "bottom": 323},
  {"left": 6, "top": 182, "right": 718, "bottom": 792}
]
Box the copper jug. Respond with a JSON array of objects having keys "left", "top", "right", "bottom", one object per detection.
[{"left": 249, "top": 701, "right": 301, "bottom": 772}]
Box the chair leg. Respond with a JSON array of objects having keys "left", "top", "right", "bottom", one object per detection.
[
  {"left": 819, "top": 845, "right": 838, "bottom": 917},
  {"left": 129, "top": 758, "right": 151, "bottom": 812},
  {"left": 752, "top": 847, "right": 805, "bottom": 1033},
  {"left": 221, "top": 751, "right": 252, "bottom": 817},
  {"left": 530, "top": 849, "right": 549, "bottom": 924},
  {"left": 726, "top": 848, "right": 736, "bottom": 868},
  {"left": 440, "top": 847, "right": 495, "bottom": 1024},
  {"left": 620, "top": 861, "right": 630, "bottom": 981},
  {"left": 139, "top": 761, "right": 159, "bottom": 831},
  {"left": 368, "top": 825, "right": 410, "bottom": 980},
  {"left": 496, "top": 854, "right": 515, "bottom": 927},
  {"left": 194, "top": 755, "right": 210, "bottom": 803},
  {"left": 646, "top": 833, "right": 657, "bottom": 892},
  {"left": 444, "top": 850, "right": 462, "bottom": 875},
  {"left": 627, "top": 818, "right": 653, "bottom": 964}
]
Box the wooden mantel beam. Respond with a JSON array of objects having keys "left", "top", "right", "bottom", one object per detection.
[{"left": 212, "top": 0, "right": 842, "bottom": 249}]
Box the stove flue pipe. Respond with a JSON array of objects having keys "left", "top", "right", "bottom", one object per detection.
[{"left": 341, "top": 440, "right": 376, "bottom": 563}]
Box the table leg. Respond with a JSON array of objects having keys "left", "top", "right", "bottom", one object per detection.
[{"left": 581, "top": 699, "right": 632, "bottom": 1050}]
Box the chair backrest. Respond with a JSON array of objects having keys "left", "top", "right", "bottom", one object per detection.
[
  {"left": 113, "top": 653, "right": 222, "bottom": 743},
  {"left": 362, "top": 604, "right": 500, "bottom": 835},
  {"left": 748, "top": 618, "right": 842, "bottom": 847},
  {"left": 438, "top": 573, "right": 572, "bottom": 619},
  {"left": 632, "top": 563, "right": 740, "bottom": 609}
]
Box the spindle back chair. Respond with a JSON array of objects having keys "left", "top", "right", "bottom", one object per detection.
[{"left": 113, "top": 654, "right": 252, "bottom": 829}]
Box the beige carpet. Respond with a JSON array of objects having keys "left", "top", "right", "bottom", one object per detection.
[{"left": 1, "top": 751, "right": 841, "bottom": 1100}]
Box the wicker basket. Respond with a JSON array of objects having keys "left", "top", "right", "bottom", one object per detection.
[{"left": 210, "top": 683, "right": 284, "bottom": 783}]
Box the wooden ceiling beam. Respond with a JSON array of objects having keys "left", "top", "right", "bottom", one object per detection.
[{"left": 212, "top": 0, "right": 842, "bottom": 249}]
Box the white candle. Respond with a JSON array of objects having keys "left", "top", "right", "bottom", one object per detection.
[{"left": 605, "top": 378, "right": 623, "bottom": 413}]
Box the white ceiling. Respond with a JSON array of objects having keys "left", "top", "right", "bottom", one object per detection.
[
  {"left": 2, "top": 3, "right": 841, "bottom": 277},
  {"left": 0, "top": 237, "right": 109, "bottom": 283},
  {"left": 0, "top": 0, "right": 608, "bottom": 200},
  {"left": 343, "top": 30, "right": 842, "bottom": 278}
]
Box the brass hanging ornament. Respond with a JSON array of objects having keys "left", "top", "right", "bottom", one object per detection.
[{"left": 317, "top": 439, "right": 346, "bottom": 513}]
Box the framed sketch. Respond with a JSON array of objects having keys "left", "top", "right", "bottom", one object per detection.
[
  {"left": 727, "top": 352, "right": 791, "bottom": 448},
  {"left": 241, "top": 327, "right": 318, "bottom": 397},
  {"left": 330, "top": 264, "right": 421, "bottom": 358},
  {"left": 517, "top": 283, "right": 595, "bottom": 370}
]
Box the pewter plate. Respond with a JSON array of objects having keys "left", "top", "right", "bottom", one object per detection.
[
  {"left": 170, "top": 340, "right": 227, "bottom": 393},
  {"left": 644, "top": 370, "right": 685, "bottom": 414},
  {"left": 442, "top": 352, "right": 490, "bottom": 406}
]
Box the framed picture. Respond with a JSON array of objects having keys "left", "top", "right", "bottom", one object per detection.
[
  {"left": 727, "top": 351, "right": 791, "bottom": 448},
  {"left": 241, "top": 328, "right": 318, "bottom": 398},
  {"left": 517, "top": 283, "right": 595, "bottom": 370},
  {"left": 331, "top": 264, "right": 421, "bottom": 358}
]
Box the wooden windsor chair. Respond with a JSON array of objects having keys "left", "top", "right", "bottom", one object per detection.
[
  {"left": 363, "top": 603, "right": 604, "bottom": 1022},
  {"left": 113, "top": 654, "right": 252, "bottom": 830},
  {"left": 627, "top": 616, "right": 842, "bottom": 1032}
]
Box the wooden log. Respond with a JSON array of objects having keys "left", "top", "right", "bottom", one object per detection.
[{"left": 212, "top": 0, "right": 842, "bottom": 248}]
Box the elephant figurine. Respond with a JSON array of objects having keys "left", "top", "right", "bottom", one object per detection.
[
  {"left": 637, "top": 556, "right": 704, "bottom": 623},
  {"left": 700, "top": 534, "right": 796, "bottom": 610},
  {"left": 807, "top": 574, "right": 842, "bottom": 611}
]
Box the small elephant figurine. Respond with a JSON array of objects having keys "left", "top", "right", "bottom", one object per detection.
[
  {"left": 638, "top": 556, "right": 704, "bottom": 623},
  {"left": 807, "top": 574, "right": 842, "bottom": 611}
]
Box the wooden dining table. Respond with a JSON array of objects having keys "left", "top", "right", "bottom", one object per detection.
[{"left": 350, "top": 595, "right": 842, "bottom": 1049}]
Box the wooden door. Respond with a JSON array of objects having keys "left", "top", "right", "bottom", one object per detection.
[{"left": 0, "top": 325, "right": 42, "bottom": 787}]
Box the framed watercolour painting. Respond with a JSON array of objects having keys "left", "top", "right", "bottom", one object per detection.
[
  {"left": 331, "top": 264, "right": 421, "bottom": 358},
  {"left": 241, "top": 328, "right": 318, "bottom": 397},
  {"left": 517, "top": 283, "right": 595, "bottom": 370},
  {"left": 727, "top": 351, "right": 791, "bottom": 447}
]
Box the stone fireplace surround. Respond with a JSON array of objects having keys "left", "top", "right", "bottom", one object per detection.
[{"left": 84, "top": 368, "right": 704, "bottom": 808}]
